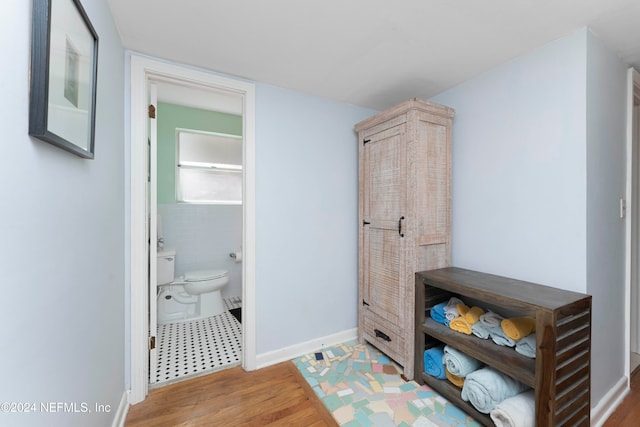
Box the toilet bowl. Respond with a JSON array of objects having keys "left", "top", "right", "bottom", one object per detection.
[
  {"left": 156, "top": 250, "right": 229, "bottom": 323},
  {"left": 157, "top": 284, "right": 198, "bottom": 323},
  {"left": 183, "top": 269, "right": 229, "bottom": 318}
]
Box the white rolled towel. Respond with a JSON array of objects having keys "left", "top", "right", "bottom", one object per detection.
[
  {"left": 515, "top": 334, "right": 536, "bottom": 359},
  {"left": 490, "top": 390, "right": 535, "bottom": 427},
  {"left": 444, "top": 345, "right": 483, "bottom": 377},
  {"left": 480, "top": 310, "right": 504, "bottom": 327},
  {"left": 444, "top": 297, "right": 465, "bottom": 320},
  {"left": 461, "top": 367, "right": 528, "bottom": 413}
]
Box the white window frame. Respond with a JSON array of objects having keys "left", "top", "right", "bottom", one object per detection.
[{"left": 175, "top": 128, "right": 243, "bottom": 205}]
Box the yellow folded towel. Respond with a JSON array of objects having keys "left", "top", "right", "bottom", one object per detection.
[
  {"left": 450, "top": 317, "right": 472, "bottom": 335},
  {"left": 446, "top": 367, "right": 465, "bottom": 388},
  {"left": 501, "top": 317, "right": 536, "bottom": 341},
  {"left": 464, "top": 306, "right": 485, "bottom": 325},
  {"left": 456, "top": 303, "right": 470, "bottom": 317}
]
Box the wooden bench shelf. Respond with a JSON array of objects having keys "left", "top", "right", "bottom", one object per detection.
[
  {"left": 421, "top": 317, "right": 536, "bottom": 387},
  {"left": 414, "top": 267, "right": 592, "bottom": 426}
]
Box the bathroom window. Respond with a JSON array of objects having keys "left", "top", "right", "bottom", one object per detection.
[{"left": 176, "top": 130, "right": 242, "bottom": 204}]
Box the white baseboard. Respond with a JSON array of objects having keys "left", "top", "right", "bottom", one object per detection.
[
  {"left": 255, "top": 328, "right": 357, "bottom": 369},
  {"left": 590, "top": 375, "right": 629, "bottom": 426},
  {"left": 111, "top": 391, "right": 130, "bottom": 427}
]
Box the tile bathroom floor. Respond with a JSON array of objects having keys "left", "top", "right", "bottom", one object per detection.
[{"left": 154, "top": 296, "right": 242, "bottom": 385}]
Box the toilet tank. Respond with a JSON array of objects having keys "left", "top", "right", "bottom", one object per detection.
[{"left": 157, "top": 250, "right": 176, "bottom": 285}]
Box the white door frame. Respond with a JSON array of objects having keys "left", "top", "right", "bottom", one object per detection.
[
  {"left": 148, "top": 82, "right": 158, "bottom": 384},
  {"left": 625, "top": 66, "right": 640, "bottom": 383},
  {"left": 128, "top": 55, "right": 257, "bottom": 404}
]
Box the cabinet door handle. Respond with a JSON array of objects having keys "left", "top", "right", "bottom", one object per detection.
[
  {"left": 398, "top": 216, "right": 405, "bottom": 237},
  {"left": 374, "top": 329, "right": 392, "bottom": 342}
]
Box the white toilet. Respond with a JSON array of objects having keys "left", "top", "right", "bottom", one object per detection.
[{"left": 157, "top": 250, "right": 229, "bottom": 324}]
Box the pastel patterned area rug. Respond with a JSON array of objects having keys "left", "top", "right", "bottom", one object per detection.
[{"left": 293, "top": 341, "right": 481, "bottom": 427}]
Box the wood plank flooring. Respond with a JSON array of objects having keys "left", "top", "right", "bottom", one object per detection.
[
  {"left": 127, "top": 360, "right": 640, "bottom": 426},
  {"left": 125, "top": 361, "right": 337, "bottom": 427}
]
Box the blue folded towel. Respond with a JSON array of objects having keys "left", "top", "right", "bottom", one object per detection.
[
  {"left": 430, "top": 302, "right": 448, "bottom": 326},
  {"left": 471, "top": 322, "right": 491, "bottom": 339},
  {"left": 424, "top": 346, "right": 446, "bottom": 379},
  {"left": 515, "top": 333, "right": 536, "bottom": 359},
  {"left": 489, "top": 326, "right": 516, "bottom": 347},
  {"left": 461, "top": 367, "right": 528, "bottom": 414},
  {"left": 444, "top": 345, "right": 483, "bottom": 377}
]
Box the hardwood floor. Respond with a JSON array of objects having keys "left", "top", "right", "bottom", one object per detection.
[
  {"left": 603, "top": 367, "right": 640, "bottom": 427},
  {"left": 126, "top": 360, "right": 640, "bottom": 426},
  {"left": 125, "top": 362, "right": 337, "bottom": 427}
]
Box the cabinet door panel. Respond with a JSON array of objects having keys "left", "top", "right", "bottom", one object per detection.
[
  {"left": 363, "top": 125, "right": 405, "bottom": 222},
  {"left": 361, "top": 124, "right": 406, "bottom": 325},
  {"left": 363, "top": 226, "right": 402, "bottom": 324}
]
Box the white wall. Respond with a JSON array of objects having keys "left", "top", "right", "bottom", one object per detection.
[
  {"left": 158, "top": 204, "right": 243, "bottom": 298},
  {"left": 0, "top": 1, "right": 125, "bottom": 426},
  {"left": 255, "top": 83, "right": 375, "bottom": 354},
  {"left": 431, "top": 29, "right": 588, "bottom": 292},
  {"left": 585, "top": 30, "right": 627, "bottom": 406},
  {"left": 431, "top": 28, "right": 628, "bottom": 410}
]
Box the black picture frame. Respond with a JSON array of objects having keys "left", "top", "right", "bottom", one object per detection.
[{"left": 29, "top": 0, "right": 99, "bottom": 159}]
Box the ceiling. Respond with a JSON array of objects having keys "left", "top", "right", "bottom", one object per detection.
[{"left": 107, "top": 0, "right": 640, "bottom": 111}]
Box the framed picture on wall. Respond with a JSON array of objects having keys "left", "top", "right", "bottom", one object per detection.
[{"left": 29, "top": 0, "right": 99, "bottom": 159}]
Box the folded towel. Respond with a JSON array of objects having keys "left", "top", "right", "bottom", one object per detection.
[
  {"left": 444, "top": 297, "right": 466, "bottom": 320},
  {"left": 490, "top": 390, "right": 535, "bottom": 427},
  {"left": 424, "top": 346, "right": 446, "bottom": 379},
  {"left": 446, "top": 367, "right": 465, "bottom": 388},
  {"left": 471, "top": 322, "right": 491, "bottom": 339},
  {"left": 515, "top": 334, "right": 536, "bottom": 359},
  {"left": 480, "top": 311, "right": 504, "bottom": 327},
  {"left": 456, "top": 303, "right": 470, "bottom": 317},
  {"left": 461, "top": 367, "right": 528, "bottom": 414},
  {"left": 489, "top": 326, "right": 516, "bottom": 347},
  {"left": 429, "top": 302, "right": 448, "bottom": 326},
  {"left": 444, "top": 345, "right": 483, "bottom": 377},
  {"left": 465, "top": 306, "right": 485, "bottom": 325},
  {"left": 450, "top": 316, "right": 472, "bottom": 335},
  {"left": 501, "top": 318, "right": 536, "bottom": 341}
]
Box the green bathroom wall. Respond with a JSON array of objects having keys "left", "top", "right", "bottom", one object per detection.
[{"left": 157, "top": 102, "right": 243, "bottom": 203}]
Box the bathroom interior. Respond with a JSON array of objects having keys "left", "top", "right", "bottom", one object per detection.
[{"left": 152, "top": 82, "right": 244, "bottom": 385}]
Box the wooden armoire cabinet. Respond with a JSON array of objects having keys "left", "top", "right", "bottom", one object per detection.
[{"left": 355, "top": 98, "right": 454, "bottom": 379}]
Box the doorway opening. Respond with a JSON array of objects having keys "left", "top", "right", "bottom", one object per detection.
[
  {"left": 151, "top": 81, "right": 244, "bottom": 386},
  {"left": 129, "top": 55, "right": 256, "bottom": 404}
]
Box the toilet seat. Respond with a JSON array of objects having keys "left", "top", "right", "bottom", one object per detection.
[{"left": 184, "top": 269, "right": 227, "bottom": 282}]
